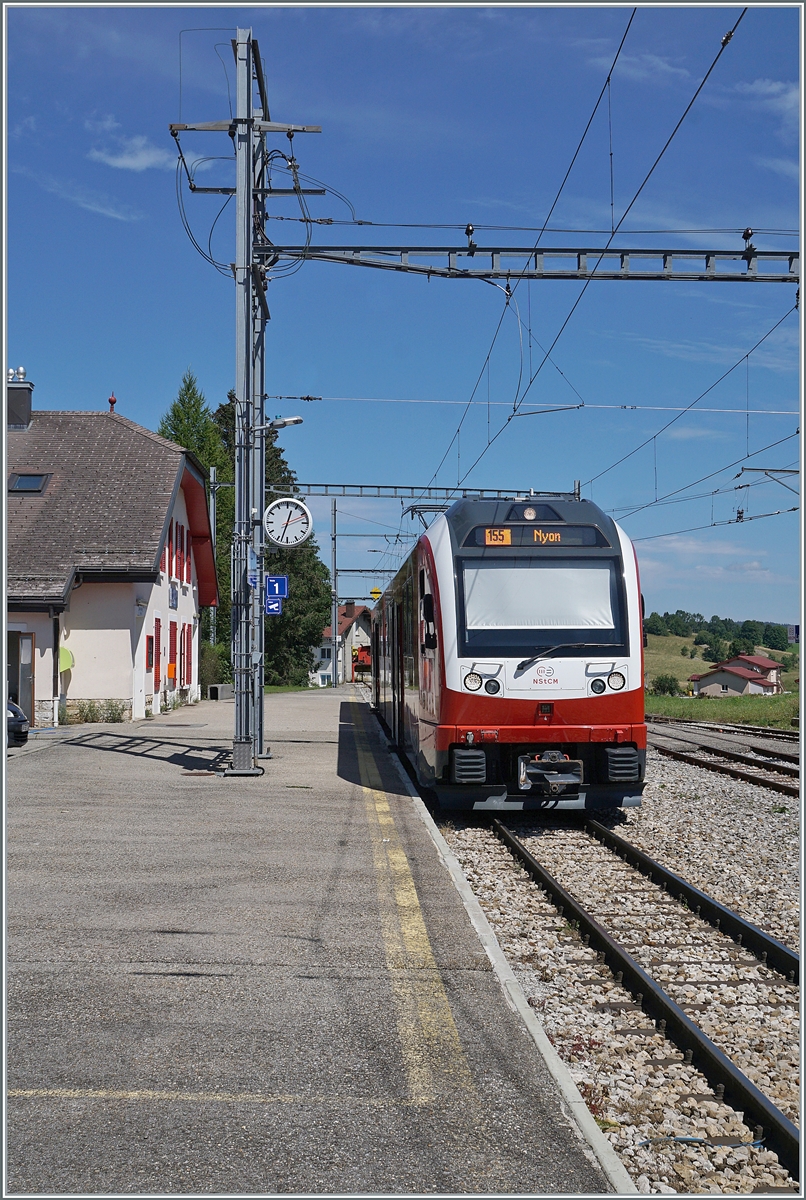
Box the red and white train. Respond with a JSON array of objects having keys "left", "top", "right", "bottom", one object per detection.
[{"left": 371, "top": 494, "right": 646, "bottom": 813}]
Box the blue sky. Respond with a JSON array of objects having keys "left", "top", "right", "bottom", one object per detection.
[{"left": 6, "top": 5, "right": 802, "bottom": 624}]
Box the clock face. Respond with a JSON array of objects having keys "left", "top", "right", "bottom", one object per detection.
[{"left": 264, "top": 498, "right": 314, "bottom": 547}]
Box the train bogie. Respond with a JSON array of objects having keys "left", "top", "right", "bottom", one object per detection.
[{"left": 372, "top": 494, "right": 647, "bottom": 814}]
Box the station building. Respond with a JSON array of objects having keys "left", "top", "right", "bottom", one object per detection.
[{"left": 6, "top": 373, "right": 218, "bottom": 727}]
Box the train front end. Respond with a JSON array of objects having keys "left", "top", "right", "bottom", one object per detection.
[{"left": 420, "top": 495, "right": 646, "bottom": 813}]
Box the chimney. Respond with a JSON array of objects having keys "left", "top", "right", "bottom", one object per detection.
[
  {"left": 345, "top": 600, "right": 356, "bottom": 618},
  {"left": 7, "top": 367, "right": 33, "bottom": 430}
]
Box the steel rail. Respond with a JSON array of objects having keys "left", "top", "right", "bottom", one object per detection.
[
  {"left": 647, "top": 715, "right": 799, "bottom": 743},
  {"left": 652, "top": 744, "right": 799, "bottom": 797},
  {"left": 648, "top": 732, "right": 800, "bottom": 768},
  {"left": 491, "top": 819, "right": 800, "bottom": 1180},
  {"left": 586, "top": 819, "right": 799, "bottom": 984},
  {"left": 659, "top": 741, "right": 800, "bottom": 775}
]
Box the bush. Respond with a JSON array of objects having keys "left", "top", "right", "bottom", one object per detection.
[
  {"left": 76, "top": 700, "right": 101, "bottom": 723},
  {"left": 651, "top": 673, "right": 681, "bottom": 696},
  {"left": 200, "top": 641, "right": 232, "bottom": 697},
  {"left": 689, "top": 646, "right": 698, "bottom": 658},
  {"left": 101, "top": 699, "right": 126, "bottom": 722}
]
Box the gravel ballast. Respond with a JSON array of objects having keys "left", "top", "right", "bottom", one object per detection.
[{"left": 439, "top": 749, "right": 800, "bottom": 1195}]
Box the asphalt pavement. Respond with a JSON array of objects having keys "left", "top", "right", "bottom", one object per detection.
[{"left": 6, "top": 687, "right": 618, "bottom": 1195}]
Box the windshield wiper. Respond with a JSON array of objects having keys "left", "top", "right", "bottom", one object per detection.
[{"left": 516, "top": 643, "right": 607, "bottom": 672}]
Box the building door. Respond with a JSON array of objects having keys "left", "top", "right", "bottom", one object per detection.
[{"left": 7, "top": 632, "right": 35, "bottom": 724}]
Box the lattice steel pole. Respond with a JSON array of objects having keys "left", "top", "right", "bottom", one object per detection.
[{"left": 228, "top": 27, "right": 261, "bottom": 774}]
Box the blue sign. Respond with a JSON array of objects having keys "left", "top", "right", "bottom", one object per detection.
[
  {"left": 265, "top": 596, "right": 284, "bottom": 616},
  {"left": 264, "top": 575, "right": 288, "bottom": 599},
  {"left": 248, "top": 548, "right": 259, "bottom": 590}
]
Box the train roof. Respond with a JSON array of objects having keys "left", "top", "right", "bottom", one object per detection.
[{"left": 442, "top": 495, "right": 621, "bottom": 547}]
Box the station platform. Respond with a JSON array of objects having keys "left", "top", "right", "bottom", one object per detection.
[{"left": 7, "top": 687, "right": 630, "bottom": 1194}]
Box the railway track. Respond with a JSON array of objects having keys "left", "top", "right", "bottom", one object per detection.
[
  {"left": 647, "top": 714, "right": 799, "bottom": 745},
  {"left": 492, "top": 818, "right": 800, "bottom": 1180},
  {"left": 647, "top": 736, "right": 800, "bottom": 798}
]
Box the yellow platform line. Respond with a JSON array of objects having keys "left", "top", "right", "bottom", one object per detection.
[
  {"left": 7, "top": 1087, "right": 416, "bottom": 1109},
  {"left": 351, "top": 704, "right": 476, "bottom": 1108}
]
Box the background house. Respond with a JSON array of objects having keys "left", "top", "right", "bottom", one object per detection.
[
  {"left": 7, "top": 374, "right": 218, "bottom": 725},
  {"left": 689, "top": 653, "right": 782, "bottom": 697},
  {"left": 312, "top": 602, "right": 370, "bottom": 687}
]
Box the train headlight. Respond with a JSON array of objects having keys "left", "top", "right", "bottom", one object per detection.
[
  {"left": 484, "top": 679, "right": 501, "bottom": 694},
  {"left": 464, "top": 672, "right": 483, "bottom": 691},
  {"left": 590, "top": 678, "right": 606, "bottom": 694},
  {"left": 608, "top": 671, "right": 626, "bottom": 691}
]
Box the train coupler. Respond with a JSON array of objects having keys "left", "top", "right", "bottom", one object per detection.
[{"left": 518, "top": 751, "right": 583, "bottom": 794}]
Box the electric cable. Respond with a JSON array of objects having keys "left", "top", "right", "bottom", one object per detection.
[
  {"left": 583, "top": 303, "right": 798, "bottom": 487},
  {"left": 619, "top": 430, "right": 799, "bottom": 521},
  {"left": 449, "top": 7, "right": 750, "bottom": 492},
  {"left": 632, "top": 506, "right": 798, "bottom": 542},
  {"left": 416, "top": 8, "right": 638, "bottom": 499}
]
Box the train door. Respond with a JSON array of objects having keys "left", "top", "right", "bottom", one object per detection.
[{"left": 391, "top": 602, "right": 406, "bottom": 746}]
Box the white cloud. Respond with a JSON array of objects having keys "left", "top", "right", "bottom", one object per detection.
[
  {"left": 589, "top": 52, "right": 690, "bottom": 84},
  {"left": 88, "top": 134, "right": 174, "bottom": 172},
  {"left": 12, "top": 165, "right": 143, "bottom": 221},
  {"left": 665, "top": 427, "right": 729, "bottom": 441},
  {"left": 84, "top": 114, "right": 120, "bottom": 134},
  {"left": 733, "top": 78, "right": 800, "bottom": 141},
  {"left": 753, "top": 156, "right": 799, "bottom": 182},
  {"left": 11, "top": 115, "right": 37, "bottom": 138}
]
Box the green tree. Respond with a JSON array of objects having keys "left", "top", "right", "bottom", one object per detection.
[
  {"left": 645, "top": 612, "right": 669, "bottom": 636},
  {"left": 211, "top": 391, "right": 331, "bottom": 686},
  {"left": 729, "top": 637, "right": 756, "bottom": 658},
  {"left": 763, "top": 623, "right": 789, "bottom": 651},
  {"left": 158, "top": 369, "right": 229, "bottom": 475}
]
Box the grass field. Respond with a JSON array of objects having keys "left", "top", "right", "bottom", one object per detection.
[
  {"left": 643, "top": 633, "right": 799, "bottom": 728},
  {"left": 644, "top": 692, "right": 799, "bottom": 728}
]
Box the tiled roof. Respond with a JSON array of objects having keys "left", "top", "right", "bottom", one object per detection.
[
  {"left": 7, "top": 410, "right": 216, "bottom": 607},
  {"left": 695, "top": 665, "right": 776, "bottom": 686},
  {"left": 721, "top": 654, "right": 781, "bottom": 671},
  {"left": 322, "top": 604, "right": 369, "bottom": 640}
]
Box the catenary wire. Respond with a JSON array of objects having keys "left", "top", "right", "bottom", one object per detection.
[
  {"left": 619, "top": 430, "right": 799, "bottom": 521},
  {"left": 583, "top": 303, "right": 798, "bottom": 486},
  {"left": 632, "top": 506, "right": 798, "bottom": 541},
  {"left": 417, "top": 8, "right": 638, "bottom": 498},
  {"left": 451, "top": 8, "right": 750, "bottom": 491}
]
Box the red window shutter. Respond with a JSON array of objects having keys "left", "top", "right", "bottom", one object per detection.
[
  {"left": 186, "top": 535, "right": 192, "bottom": 584},
  {"left": 154, "top": 619, "right": 161, "bottom": 689},
  {"left": 179, "top": 623, "right": 185, "bottom": 687},
  {"left": 160, "top": 546, "right": 165, "bottom": 573},
  {"left": 168, "top": 521, "right": 174, "bottom": 578},
  {"left": 178, "top": 525, "right": 184, "bottom": 583},
  {"left": 186, "top": 624, "right": 193, "bottom": 685},
  {"left": 169, "top": 621, "right": 177, "bottom": 666}
]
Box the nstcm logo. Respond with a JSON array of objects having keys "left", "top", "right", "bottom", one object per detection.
[
  {"left": 535, "top": 666, "right": 555, "bottom": 677},
  {"left": 534, "top": 666, "right": 558, "bottom": 685}
]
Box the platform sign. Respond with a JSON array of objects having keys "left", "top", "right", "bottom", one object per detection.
[
  {"left": 264, "top": 574, "right": 289, "bottom": 599},
  {"left": 265, "top": 596, "right": 284, "bottom": 616}
]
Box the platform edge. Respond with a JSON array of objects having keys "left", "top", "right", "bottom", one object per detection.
[{"left": 385, "top": 748, "right": 638, "bottom": 1196}]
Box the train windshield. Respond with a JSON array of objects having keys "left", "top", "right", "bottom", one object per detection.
[{"left": 459, "top": 557, "right": 627, "bottom": 658}]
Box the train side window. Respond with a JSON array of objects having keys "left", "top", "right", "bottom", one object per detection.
[
  {"left": 422, "top": 592, "right": 437, "bottom": 650},
  {"left": 641, "top": 593, "right": 647, "bottom": 647}
]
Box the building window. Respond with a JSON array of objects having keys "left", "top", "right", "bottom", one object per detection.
[
  {"left": 154, "top": 619, "right": 161, "bottom": 689},
  {"left": 721, "top": 684, "right": 729, "bottom": 693},
  {"left": 146, "top": 636, "right": 154, "bottom": 671},
  {"left": 168, "top": 621, "right": 177, "bottom": 681},
  {"left": 321, "top": 647, "right": 331, "bottom": 659},
  {"left": 8, "top": 473, "right": 50, "bottom": 494},
  {"left": 320, "top": 674, "right": 329, "bottom": 687}
]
